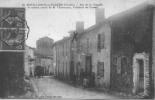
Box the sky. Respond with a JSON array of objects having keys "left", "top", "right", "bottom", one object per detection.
[{"left": 0, "top": 0, "right": 148, "bottom": 47}]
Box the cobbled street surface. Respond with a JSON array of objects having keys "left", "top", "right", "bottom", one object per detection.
[{"left": 31, "top": 76, "right": 119, "bottom": 99}]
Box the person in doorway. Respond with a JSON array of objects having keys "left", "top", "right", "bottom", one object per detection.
[
  {"left": 80, "top": 69, "right": 84, "bottom": 85},
  {"left": 83, "top": 77, "right": 89, "bottom": 88}
]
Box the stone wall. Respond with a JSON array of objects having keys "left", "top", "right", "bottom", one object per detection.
[
  {"left": 77, "top": 21, "right": 111, "bottom": 88},
  {"left": 54, "top": 37, "right": 71, "bottom": 81},
  {"left": 109, "top": 5, "right": 153, "bottom": 93},
  {"left": 0, "top": 52, "right": 25, "bottom": 97}
]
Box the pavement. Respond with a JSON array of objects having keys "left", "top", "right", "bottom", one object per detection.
[
  {"left": 2, "top": 76, "right": 151, "bottom": 99},
  {"left": 30, "top": 76, "right": 120, "bottom": 99}
]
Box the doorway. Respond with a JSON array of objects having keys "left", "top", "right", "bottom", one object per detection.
[
  {"left": 137, "top": 59, "right": 144, "bottom": 93},
  {"left": 85, "top": 55, "right": 92, "bottom": 76},
  {"left": 132, "top": 53, "right": 149, "bottom": 94}
]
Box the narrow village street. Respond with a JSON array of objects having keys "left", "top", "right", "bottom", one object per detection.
[
  {"left": 0, "top": 1, "right": 154, "bottom": 99},
  {"left": 30, "top": 76, "right": 119, "bottom": 99}
]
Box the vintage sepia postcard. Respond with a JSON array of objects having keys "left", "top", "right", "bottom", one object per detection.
[{"left": 0, "top": 0, "right": 154, "bottom": 99}]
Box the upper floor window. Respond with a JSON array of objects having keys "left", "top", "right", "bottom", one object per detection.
[
  {"left": 86, "top": 38, "right": 89, "bottom": 52},
  {"left": 97, "top": 33, "right": 105, "bottom": 52},
  {"left": 63, "top": 44, "right": 65, "bottom": 57},
  {"left": 97, "top": 34, "right": 101, "bottom": 52},
  {"left": 101, "top": 33, "right": 105, "bottom": 49}
]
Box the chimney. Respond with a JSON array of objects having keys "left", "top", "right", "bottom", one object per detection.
[
  {"left": 95, "top": 8, "right": 105, "bottom": 24},
  {"left": 76, "top": 21, "right": 84, "bottom": 34}
]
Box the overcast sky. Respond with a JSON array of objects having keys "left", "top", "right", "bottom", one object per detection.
[{"left": 0, "top": 0, "right": 147, "bottom": 47}]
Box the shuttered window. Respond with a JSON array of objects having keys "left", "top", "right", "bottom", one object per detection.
[
  {"left": 97, "top": 34, "right": 101, "bottom": 52},
  {"left": 97, "top": 33, "right": 105, "bottom": 52},
  {"left": 97, "top": 62, "right": 104, "bottom": 77},
  {"left": 101, "top": 33, "right": 105, "bottom": 49}
]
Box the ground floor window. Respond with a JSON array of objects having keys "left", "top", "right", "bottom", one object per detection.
[
  {"left": 97, "top": 62, "right": 104, "bottom": 77},
  {"left": 121, "top": 57, "right": 128, "bottom": 75}
]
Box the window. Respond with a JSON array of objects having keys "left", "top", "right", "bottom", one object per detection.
[
  {"left": 101, "top": 33, "right": 105, "bottom": 49},
  {"left": 86, "top": 38, "right": 89, "bottom": 52},
  {"left": 117, "top": 57, "right": 121, "bottom": 74},
  {"left": 112, "top": 56, "right": 117, "bottom": 65},
  {"left": 97, "top": 33, "right": 105, "bottom": 52},
  {"left": 66, "top": 62, "right": 68, "bottom": 77},
  {"left": 66, "top": 43, "right": 67, "bottom": 56},
  {"left": 97, "top": 62, "right": 104, "bottom": 77},
  {"left": 62, "top": 44, "right": 65, "bottom": 56},
  {"left": 63, "top": 62, "right": 65, "bottom": 76},
  {"left": 77, "top": 42, "right": 81, "bottom": 52},
  {"left": 121, "top": 57, "right": 128, "bottom": 75},
  {"left": 97, "top": 34, "right": 101, "bottom": 52}
]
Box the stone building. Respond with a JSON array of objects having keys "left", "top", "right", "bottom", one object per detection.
[
  {"left": 35, "top": 36, "right": 53, "bottom": 75},
  {"left": 24, "top": 45, "right": 35, "bottom": 77},
  {"left": 108, "top": 2, "right": 155, "bottom": 96},
  {"left": 53, "top": 8, "right": 111, "bottom": 87},
  {"left": 0, "top": 8, "right": 26, "bottom": 97},
  {"left": 71, "top": 8, "right": 111, "bottom": 88},
  {"left": 53, "top": 37, "right": 71, "bottom": 80},
  {"left": 52, "top": 3, "right": 155, "bottom": 97},
  {"left": 52, "top": 45, "right": 56, "bottom": 76}
]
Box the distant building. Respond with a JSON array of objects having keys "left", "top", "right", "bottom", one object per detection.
[
  {"left": 52, "top": 45, "right": 56, "bottom": 75},
  {"left": 35, "top": 36, "right": 53, "bottom": 75},
  {"left": 25, "top": 45, "right": 35, "bottom": 77},
  {"left": 53, "top": 37, "right": 71, "bottom": 80}
]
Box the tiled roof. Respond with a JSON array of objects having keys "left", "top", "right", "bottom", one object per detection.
[{"left": 107, "top": 1, "right": 155, "bottom": 21}]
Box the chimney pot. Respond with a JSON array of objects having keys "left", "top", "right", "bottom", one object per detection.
[
  {"left": 95, "top": 8, "right": 105, "bottom": 24},
  {"left": 76, "top": 21, "right": 84, "bottom": 34}
]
